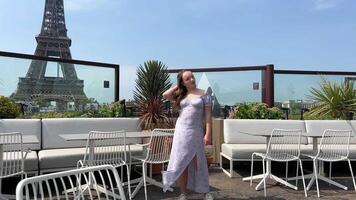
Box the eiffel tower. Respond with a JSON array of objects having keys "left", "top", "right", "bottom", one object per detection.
[{"left": 11, "top": 0, "right": 87, "bottom": 111}]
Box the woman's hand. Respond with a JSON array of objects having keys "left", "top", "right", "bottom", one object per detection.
[
  {"left": 204, "top": 135, "right": 211, "bottom": 145},
  {"left": 163, "top": 85, "right": 178, "bottom": 101}
]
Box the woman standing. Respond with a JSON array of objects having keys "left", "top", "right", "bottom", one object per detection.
[{"left": 162, "top": 70, "right": 213, "bottom": 200}]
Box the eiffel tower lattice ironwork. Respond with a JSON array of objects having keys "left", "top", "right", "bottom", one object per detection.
[{"left": 11, "top": 0, "right": 87, "bottom": 111}]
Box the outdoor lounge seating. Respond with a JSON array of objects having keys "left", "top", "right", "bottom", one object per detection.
[
  {"left": 220, "top": 119, "right": 356, "bottom": 178},
  {"left": 0, "top": 118, "right": 143, "bottom": 175},
  {"left": 131, "top": 129, "right": 175, "bottom": 200},
  {"left": 0, "top": 119, "right": 40, "bottom": 174},
  {"left": 0, "top": 132, "right": 30, "bottom": 199},
  {"left": 39, "top": 118, "right": 142, "bottom": 173},
  {"left": 303, "top": 129, "right": 356, "bottom": 197},
  {"left": 249, "top": 129, "right": 307, "bottom": 197},
  {"left": 77, "top": 130, "right": 132, "bottom": 199},
  {"left": 16, "top": 165, "right": 127, "bottom": 200},
  {"left": 220, "top": 119, "right": 311, "bottom": 177}
]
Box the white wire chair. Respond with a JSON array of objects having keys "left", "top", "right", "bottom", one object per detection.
[
  {"left": 303, "top": 129, "right": 356, "bottom": 198},
  {"left": 77, "top": 130, "right": 132, "bottom": 199},
  {"left": 0, "top": 132, "right": 30, "bottom": 199},
  {"left": 250, "top": 129, "right": 307, "bottom": 197},
  {"left": 16, "top": 164, "right": 126, "bottom": 200},
  {"left": 131, "top": 129, "right": 174, "bottom": 200}
]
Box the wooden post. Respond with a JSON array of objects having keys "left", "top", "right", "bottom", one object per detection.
[
  {"left": 262, "top": 64, "right": 274, "bottom": 107},
  {"left": 212, "top": 118, "right": 224, "bottom": 163}
]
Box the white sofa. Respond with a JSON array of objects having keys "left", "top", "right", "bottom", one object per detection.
[
  {"left": 39, "top": 117, "right": 142, "bottom": 173},
  {"left": 221, "top": 119, "right": 309, "bottom": 177},
  {"left": 305, "top": 120, "right": 356, "bottom": 158},
  {"left": 0, "top": 119, "right": 41, "bottom": 174},
  {"left": 221, "top": 119, "right": 356, "bottom": 178}
]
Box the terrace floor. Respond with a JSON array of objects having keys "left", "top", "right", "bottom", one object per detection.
[
  {"left": 3, "top": 161, "right": 356, "bottom": 199},
  {"left": 134, "top": 161, "right": 356, "bottom": 200}
]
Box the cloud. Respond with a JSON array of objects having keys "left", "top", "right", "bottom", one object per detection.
[{"left": 313, "top": 0, "right": 338, "bottom": 10}]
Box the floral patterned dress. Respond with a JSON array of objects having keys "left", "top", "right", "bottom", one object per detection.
[{"left": 162, "top": 94, "right": 211, "bottom": 193}]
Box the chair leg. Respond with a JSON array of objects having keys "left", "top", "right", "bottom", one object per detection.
[
  {"left": 347, "top": 159, "right": 356, "bottom": 192},
  {"left": 250, "top": 154, "right": 255, "bottom": 186},
  {"left": 285, "top": 161, "right": 289, "bottom": 182},
  {"left": 143, "top": 162, "right": 148, "bottom": 200},
  {"left": 313, "top": 159, "right": 320, "bottom": 198},
  {"left": 230, "top": 158, "right": 233, "bottom": 177},
  {"left": 298, "top": 159, "right": 307, "bottom": 197},
  {"left": 329, "top": 162, "right": 332, "bottom": 185},
  {"left": 126, "top": 164, "right": 132, "bottom": 200},
  {"left": 219, "top": 154, "right": 222, "bottom": 170},
  {"left": 295, "top": 160, "right": 299, "bottom": 187},
  {"left": 262, "top": 158, "right": 267, "bottom": 197}
]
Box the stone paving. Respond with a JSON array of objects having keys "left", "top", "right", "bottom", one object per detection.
[
  {"left": 3, "top": 161, "right": 356, "bottom": 199},
  {"left": 135, "top": 162, "right": 356, "bottom": 200}
]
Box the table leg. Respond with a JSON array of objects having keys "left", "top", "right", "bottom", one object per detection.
[{"left": 0, "top": 145, "right": 3, "bottom": 175}]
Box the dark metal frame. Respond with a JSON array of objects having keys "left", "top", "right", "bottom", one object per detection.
[
  {"left": 167, "top": 65, "right": 356, "bottom": 107},
  {"left": 0, "top": 50, "right": 120, "bottom": 101},
  {"left": 167, "top": 64, "right": 275, "bottom": 107}
]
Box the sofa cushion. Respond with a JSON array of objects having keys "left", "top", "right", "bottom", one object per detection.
[
  {"left": 223, "top": 119, "right": 307, "bottom": 144},
  {"left": 349, "top": 145, "right": 356, "bottom": 160},
  {"left": 0, "top": 119, "right": 41, "bottom": 150},
  {"left": 38, "top": 145, "right": 143, "bottom": 171},
  {"left": 3, "top": 151, "right": 38, "bottom": 172},
  {"left": 39, "top": 147, "right": 85, "bottom": 170},
  {"left": 41, "top": 118, "right": 141, "bottom": 149},
  {"left": 221, "top": 143, "right": 266, "bottom": 160},
  {"left": 305, "top": 120, "right": 356, "bottom": 144},
  {"left": 221, "top": 143, "right": 313, "bottom": 160}
]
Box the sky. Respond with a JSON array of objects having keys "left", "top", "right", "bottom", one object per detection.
[{"left": 1, "top": 0, "right": 356, "bottom": 100}]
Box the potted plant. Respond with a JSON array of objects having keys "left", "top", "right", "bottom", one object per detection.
[
  {"left": 205, "top": 145, "right": 214, "bottom": 167},
  {"left": 307, "top": 78, "right": 356, "bottom": 120},
  {"left": 133, "top": 60, "right": 173, "bottom": 174},
  {"left": 133, "top": 60, "right": 172, "bottom": 130}
]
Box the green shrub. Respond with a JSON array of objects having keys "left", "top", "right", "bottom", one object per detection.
[
  {"left": 96, "top": 101, "right": 125, "bottom": 117},
  {"left": 0, "top": 96, "right": 21, "bottom": 118},
  {"left": 31, "top": 111, "right": 83, "bottom": 119},
  {"left": 233, "top": 102, "right": 283, "bottom": 119}
]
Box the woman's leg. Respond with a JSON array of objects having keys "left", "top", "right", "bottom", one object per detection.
[
  {"left": 179, "top": 155, "right": 197, "bottom": 194},
  {"left": 179, "top": 167, "right": 188, "bottom": 194}
]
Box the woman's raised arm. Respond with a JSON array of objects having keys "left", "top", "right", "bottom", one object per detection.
[{"left": 163, "top": 85, "right": 178, "bottom": 101}]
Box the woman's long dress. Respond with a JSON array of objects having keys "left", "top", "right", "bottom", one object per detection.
[{"left": 162, "top": 94, "right": 211, "bottom": 193}]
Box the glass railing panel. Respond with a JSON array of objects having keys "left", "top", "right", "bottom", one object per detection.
[
  {"left": 275, "top": 74, "right": 356, "bottom": 119},
  {"left": 0, "top": 55, "right": 117, "bottom": 117},
  {"left": 169, "top": 70, "right": 262, "bottom": 117}
]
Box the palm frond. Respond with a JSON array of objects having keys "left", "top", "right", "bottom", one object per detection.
[
  {"left": 307, "top": 78, "right": 356, "bottom": 120},
  {"left": 133, "top": 60, "right": 172, "bottom": 130}
]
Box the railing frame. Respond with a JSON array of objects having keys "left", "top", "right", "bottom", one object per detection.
[{"left": 0, "top": 50, "right": 120, "bottom": 101}]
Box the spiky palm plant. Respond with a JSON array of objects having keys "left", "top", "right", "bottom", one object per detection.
[
  {"left": 133, "top": 60, "right": 172, "bottom": 130},
  {"left": 307, "top": 78, "right": 356, "bottom": 120}
]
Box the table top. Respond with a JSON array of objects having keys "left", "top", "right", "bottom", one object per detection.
[
  {"left": 238, "top": 131, "right": 354, "bottom": 138},
  {"left": 0, "top": 135, "right": 39, "bottom": 144},
  {"left": 59, "top": 131, "right": 173, "bottom": 141}
]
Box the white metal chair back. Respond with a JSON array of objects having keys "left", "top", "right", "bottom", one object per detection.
[
  {"left": 81, "top": 130, "right": 127, "bottom": 167},
  {"left": 16, "top": 165, "right": 126, "bottom": 200},
  {"left": 0, "top": 132, "right": 26, "bottom": 178},
  {"left": 266, "top": 129, "right": 303, "bottom": 160},
  {"left": 144, "top": 129, "right": 174, "bottom": 164},
  {"left": 318, "top": 129, "right": 352, "bottom": 159}
]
